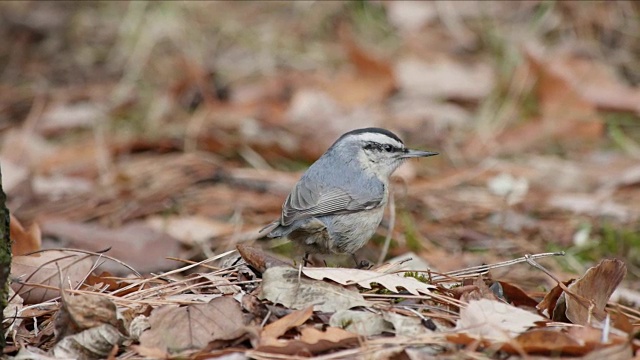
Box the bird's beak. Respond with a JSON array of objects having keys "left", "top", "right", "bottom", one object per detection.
[{"left": 399, "top": 149, "right": 439, "bottom": 159}]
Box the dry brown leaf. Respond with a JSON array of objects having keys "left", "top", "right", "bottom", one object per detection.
[
  {"left": 395, "top": 57, "right": 494, "bottom": 101},
  {"left": 505, "top": 326, "right": 633, "bottom": 359},
  {"left": 11, "top": 250, "right": 95, "bottom": 304},
  {"left": 543, "top": 49, "right": 640, "bottom": 114},
  {"left": 3, "top": 287, "right": 24, "bottom": 337},
  {"left": 260, "top": 307, "right": 313, "bottom": 343},
  {"left": 138, "top": 296, "right": 247, "bottom": 353},
  {"left": 582, "top": 342, "right": 633, "bottom": 360},
  {"left": 302, "top": 267, "right": 434, "bottom": 296},
  {"left": 236, "top": 244, "right": 292, "bottom": 273},
  {"left": 260, "top": 267, "right": 371, "bottom": 312},
  {"left": 531, "top": 51, "right": 604, "bottom": 142},
  {"left": 196, "top": 273, "right": 241, "bottom": 295},
  {"left": 55, "top": 293, "right": 119, "bottom": 340},
  {"left": 84, "top": 271, "right": 139, "bottom": 295},
  {"left": 496, "top": 281, "right": 540, "bottom": 309},
  {"left": 38, "top": 102, "right": 102, "bottom": 134},
  {"left": 329, "top": 310, "right": 392, "bottom": 336},
  {"left": 537, "top": 280, "right": 571, "bottom": 318},
  {"left": 504, "top": 328, "right": 585, "bottom": 356},
  {"left": 145, "top": 215, "right": 235, "bottom": 246},
  {"left": 256, "top": 325, "right": 358, "bottom": 355},
  {"left": 562, "top": 259, "right": 627, "bottom": 325},
  {"left": 482, "top": 48, "right": 605, "bottom": 157},
  {"left": 41, "top": 220, "right": 183, "bottom": 274},
  {"left": 456, "top": 299, "right": 546, "bottom": 342},
  {"left": 10, "top": 214, "right": 41, "bottom": 256},
  {"left": 129, "top": 345, "right": 169, "bottom": 360},
  {"left": 321, "top": 24, "right": 396, "bottom": 107},
  {"left": 52, "top": 324, "right": 124, "bottom": 360}
]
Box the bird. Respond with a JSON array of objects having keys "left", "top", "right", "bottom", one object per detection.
[{"left": 263, "top": 127, "right": 438, "bottom": 267}]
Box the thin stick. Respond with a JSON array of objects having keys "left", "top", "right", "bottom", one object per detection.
[
  {"left": 426, "top": 251, "right": 565, "bottom": 281},
  {"left": 377, "top": 190, "right": 395, "bottom": 265},
  {"left": 109, "top": 249, "right": 236, "bottom": 296}
]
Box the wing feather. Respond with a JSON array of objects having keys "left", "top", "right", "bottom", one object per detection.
[{"left": 280, "top": 177, "right": 384, "bottom": 226}]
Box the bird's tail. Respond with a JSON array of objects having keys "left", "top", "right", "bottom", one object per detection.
[{"left": 257, "top": 221, "right": 279, "bottom": 239}]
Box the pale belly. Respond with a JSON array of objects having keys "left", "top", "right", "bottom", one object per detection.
[{"left": 288, "top": 207, "right": 385, "bottom": 255}]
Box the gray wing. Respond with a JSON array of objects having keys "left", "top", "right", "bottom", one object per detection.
[{"left": 280, "top": 176, "right": 384, "bottom": 226}]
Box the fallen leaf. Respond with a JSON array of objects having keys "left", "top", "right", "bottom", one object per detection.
[
  {"left": 41, "top": 220, "right": 183, "bottom": 274},
  {"left": 139, "top": 296, "right": 247, "bottom": 353},
  {"left": 196, "top": 273, "right": 241, "bottom": 295},
  {"left": 537, "top": 281, "right": 571, "bottom": 318},
  {"left": 32, "top": 175, "right": 94, "bottom": 198},
  {"left": 529, "top": 48, "right": 604, "bottom": 143},
  {"left": 84, "top": 271, "right": 138, "bottom": 294},
  {"left": 145, "top": 215, "right": 235, "bottom": 246},
  {"left": 0, "top": 157, "right": 28, "bottom": 193},
  {"left": 259, "top": 267, "right": 371, "bottom": 312},
  {"left": 548, "top": 194, "right": 631, "bottom": 221},
  {"left": 10, "top": 214, "right": 41, "bottom": 256},
  {"left": 260, "top": 307, "right": 313, "bottom": 343},
  {"left": 129, "top": 345, "right": 169, "bottom": 360},
  {"left": 581, "top": 342, "right": 633, "bottom": 360},
  {"left": 385, "top": 1, "right": 436, "bottom": 33},
  {"left": 56, "top": 293, "right": 119, "bottom": 337},
  {"left": 540, "top": 48, "right": 640, "bottom": 114},
  {"left": 11, "top": 250, "right": 95, "bottom": 304},
  {"left": 383, "top": 311, "right": 433, "bottom": 337},
  {"left": 496, "top": 281, "right": 540, "bottom": 309},
  {"left": 236, "top": 244, "right": 292, "bottom": 273},
  {"left": 3, "top": 287, "right": 24, "bottom": 337},
  {"left": 52, "top": 324, "right": 124, "bottom": 360},
  {"left": 395, "top": 58, "right": 494, "bottom": 101},
  {"left": 456, "top": 299, "right": 546, "bottom": 342},
  {"left": 504, "top": 328, "right": 586, "bottom": 356},
  {"left": 329, "top": 310, "right": 392, "bottom": 336},
  {"left": 255, "top": 325, "right": 358, "bottom": 355},
  {"left": 561, "top": 259, "right": 626, "bottom": 325},
  {"left": 302, "top": 267, "right": 435, "bottom": 296},
  {"left": 321, "top": 24, "right": 396, "bottom": 108},
  {"left": 38, "top": 102, "right": 102, "bottom": 134}
]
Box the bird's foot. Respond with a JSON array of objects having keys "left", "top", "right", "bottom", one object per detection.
[
  {"left": 352, "top": 254, "right": 371, "bottom": 269},
  {"left": 302, "top": 253, "right": 310, "bottom": 267}
]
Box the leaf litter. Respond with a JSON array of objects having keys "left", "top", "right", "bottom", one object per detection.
[{"left": 2, "top": 2, "right": 640, "bottom": 359}]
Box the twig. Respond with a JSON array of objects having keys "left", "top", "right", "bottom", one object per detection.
[
  {"left": 426, "top": 251, "right": 566, "bottom": 282},
  {"left": 110, "top": 249, "right": 236, "bottom": 296},
  {"left": 524, "top": 254, "right": 599, "bottom": 319},
  {"left": 377, "top": 190, "right": 395, "bottom": 265}
]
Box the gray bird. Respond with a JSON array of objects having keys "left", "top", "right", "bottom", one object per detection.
[{"left": 264, "top": 127, "right": 438, "bottom": 267}]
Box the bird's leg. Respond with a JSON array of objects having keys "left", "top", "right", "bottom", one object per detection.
[
  {"left": 352, "top": 254, "right": 371, "bottom": 269},
  {"left": 303, "top": 253, "right": 310, "bottom": 267}
]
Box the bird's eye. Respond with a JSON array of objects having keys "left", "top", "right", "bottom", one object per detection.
[
  {"left": 383, "top": 144, "right": 393, "bottom": 152},
  {"left": 364, "top": 143, "right": 374, "bottom": 150}
]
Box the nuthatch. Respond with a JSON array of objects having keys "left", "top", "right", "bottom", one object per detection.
[{"left": 264, "top": 128, "right": 438, "bottom": 267}]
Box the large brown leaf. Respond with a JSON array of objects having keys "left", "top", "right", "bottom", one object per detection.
[{"left": 138, "top": 296, "right": 247, "bottom": 353}]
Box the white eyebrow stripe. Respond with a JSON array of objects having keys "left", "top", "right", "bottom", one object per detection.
[{"left": 352, "top": 132, "right": 403, "bottom": 147}]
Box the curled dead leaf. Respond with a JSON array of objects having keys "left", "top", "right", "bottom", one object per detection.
[
  {"left": 562, "top": 259, "right": 626, "bottom": 325},
  {"left": 55, "top": 293, "right": 120, "bottom": 341},
  {"left": 10, "top": 214, "right": 41, "bottom": 256},
  {"left": 52, "top": 324, "right": 124, "bottom": 360}
]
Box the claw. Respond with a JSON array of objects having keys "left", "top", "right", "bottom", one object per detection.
[{"left": 352, "top": 254, "right": 371, "bottom": 269}]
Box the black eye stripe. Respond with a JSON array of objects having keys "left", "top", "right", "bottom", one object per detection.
[{"left": 363, "top": 142, "right": 403, "bottom": 153}]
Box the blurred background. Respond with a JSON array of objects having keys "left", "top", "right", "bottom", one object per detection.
[{"left": 1, "top": 1, "right": 639, "bottom": 286}]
